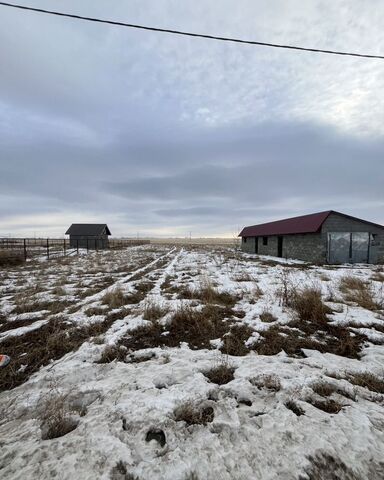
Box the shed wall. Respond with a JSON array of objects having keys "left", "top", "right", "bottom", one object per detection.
[
  {"left": 69, "top": 234, "right": 109, "bottom": 249},
  {"left": 241, "top": 212, "right": 384, "bottom": 263},
  {"left": 321, "top": 213, "right": 384, "bottom": 263}
]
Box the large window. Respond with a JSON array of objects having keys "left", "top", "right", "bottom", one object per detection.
[{"left": 263, "top": 236, "right": 268, "bottom": 246}]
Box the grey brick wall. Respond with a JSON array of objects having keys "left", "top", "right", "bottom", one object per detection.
[
  {"left": 321, "top": 214, "right": 384, "bottom": 235},
  {"left": 240, "top": 212, "right": 384, "bottom": 263},
  {"left": 241, "top": 234, "right": 324, "bottom": 262},
  {"left": 257, "top": 236, "right": 278, "bottom": 256},
  {"left": 241, "top": 236, "right": 256, "bottom": 254},
  {"left": 282, "top": 234, "right": 325, "bottom": 262}
]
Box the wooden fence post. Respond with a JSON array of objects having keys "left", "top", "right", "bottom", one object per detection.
[
  {"left": 87, "top": 238, "right": 89, "bottom": 252},
  {"left": 24, "top": 238, "right": 27, "bottom": 260},
  {"left": 77, "top": 239, "right": 79, "bottom": 255},
  {"left": 63, "top": 239, "right": 66, "bottom": 256},
  {"left": 46, "top": 239, "right": 49, "bottom": 260}
]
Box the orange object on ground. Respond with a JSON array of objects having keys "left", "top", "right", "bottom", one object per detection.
[{"left": 0, "top": 354, "right": 10, "bottom": 367}]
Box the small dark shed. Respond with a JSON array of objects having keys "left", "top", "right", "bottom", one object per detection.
[
  {"left": 65, "top": 224, "right": 111, "bottom": 250},
  {"left": 239, "top": 211, "right": 384, "bottom": 264}
]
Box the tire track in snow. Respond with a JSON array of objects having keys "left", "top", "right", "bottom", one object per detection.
[
  {"left": 0, "top": 247, "right": 176, "bottom": 342},
  {"left": 103, "top": 248, "right": 183, "bottom": 344}
]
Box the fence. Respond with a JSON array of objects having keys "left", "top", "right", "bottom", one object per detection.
[{"left": 0, "top": 238, "right": 150, "bottom": 262}]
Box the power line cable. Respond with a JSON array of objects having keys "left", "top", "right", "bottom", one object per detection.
[{"left": 0, "top": 1, "right": 383, "bottom": 60}]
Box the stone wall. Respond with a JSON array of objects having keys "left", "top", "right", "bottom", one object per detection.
[
  {"left": 282, "top": 234, "right": 325, "bottom": 263},
  {"left": 321, "top": 214, "right": 384, "bottom": 235},
  {"left": 257, "top": 236, "right": 278, "bottom": 256},
  {"left": 241, "top": 236, "right": 256, "bottom": 254},
  {"left": 241, "top": 234, "right": 325, "bottom": 262}
]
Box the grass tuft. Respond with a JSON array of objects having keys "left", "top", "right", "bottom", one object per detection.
[{"left": 174, "top": 402, "right": 214, "bottom": 426}]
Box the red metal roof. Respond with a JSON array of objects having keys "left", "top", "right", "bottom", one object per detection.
[{"left": 239, "top": 211, "right": 332, "bottom": 237}]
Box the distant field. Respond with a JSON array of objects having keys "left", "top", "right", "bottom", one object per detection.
[
  {"left": 149, "top": 237, "right": 240, "bottom": 246},
  {"left": 0, "top": 244, "right": 383, "bottom": 479}
]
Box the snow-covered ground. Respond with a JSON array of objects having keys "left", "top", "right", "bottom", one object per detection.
[{"left": 0, "top": 245, "right": 383, "bottom": 480}]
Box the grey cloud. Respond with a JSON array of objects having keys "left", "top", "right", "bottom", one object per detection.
[{"left": 0, "top": 1, "right": 384, "bottom": 236}]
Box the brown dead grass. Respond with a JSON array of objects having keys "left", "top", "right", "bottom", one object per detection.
[
  {"left": 339, "top": 275, "right": 381, "bottom": 311},
  {"left": 347, "top": 372, "right": 384, "bottom": 394},
  {"left": 220, "top": 324, "right": 254, "bottom": 356},
  {"left": 291, "top": 288, "right": 332, "bottom": 325},
  {"left": 39, "top": 388, "right": 78, "bottom": 440},
  {"left": 97, "top": 345, "right": 127, "bottom": 363},
  {"left": 0, "top": 317, "right": 38, "bottom": 333},
  {"left": 306, "top": 397, "right": 344, "bottom": 414},
  {"left": 177, "top": 279, "right": 239, "bottom": 308},
  {"left": 251, "top": 374, "right": 281, "bottom": 391},
  {"left": 203, "top": 363, "right": 235, "bottom": 385},
  {"left": 119, "top": 304, "right": 240, "bottom": 352},
  {"left": 142, "top": 301, "right": 169, "bottom": 321},
  {"left": 299, "top": 452, "right": 359, "bottom": 480},
  {"left": 12, "top": 299, "right": 72, "bottom": 315},
  {"left": 0, "top": 309, "right": 130, "bottom": 391},
  {"left": 102, "top": 288, "right": 130, "bottom": 309},
  {"left": 0, "top": 251, "right": 25, "bottom": 267},
  {"left": 371, "top": 272, "right": 384, "bottom": 282},
  {"left": 311, "top": 381, "right": 356, "bottom": 401},
  {"left": 259, "top": 309, "right": 277, "bottom": 323},
  {"left": 84, "top": 306, "right": 107, "bottom": 317},
  {"left": 173, "top": 402, "right": 214, "bottom": 426},
  {"left": 285, "top": 400, "right": 305, "bottom": 416}
]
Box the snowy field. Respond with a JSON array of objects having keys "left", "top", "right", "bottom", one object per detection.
[{"left": 0, "top": 244, "right": 383, "bottom": 480}]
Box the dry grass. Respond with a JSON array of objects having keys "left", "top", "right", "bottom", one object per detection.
[
  {"left": 306, "top": 397, "right": 344, "bottom": 414},
  {"left": 0, "top": 250, "right": 25, "bottom": 267},
  {"left": 371, "top": 272, "right": 384, "bottom": 282},
  {"left": 220, "top": 324, "right": 254, "bottom": 356},
  {"left": 251, "top": 374, "right": 281, "bottom": 391},
  {"left": 102, "top": 288, "right": 130, "bottom": 309},
  {"left": 12, "top": 298, "right": 72, "bottom": 315},
  {"left": 203, "top": 361, "right": 235, "bottom": 385},
  {"left": 173, "top": 402, "right": 214, "bottom": 426},
  {"left": 142, "top": 300, "right": 169, "bottom": 321},
  {"left": 110, "top": 461, "right": 140, "bottom": 480},
  {"left": 339, "top": 275, "right": 381, "bottom": 311},
  {"left": 259, "top": 309, "right": 277, "bottom": 323},
  {"left": 84, "top": 306, "right": 107, "bottom": 317},
  {"left": 51, "top": 286, "right": 67, "bottom": 296},
  {"left": 119, "top": 303, "right": 239, "bottom": 352},
  {"left": 318, "top": 273, "right": 331, "bottom": 282},
  {"left": 177, "top": 278, "right": 239, "bottom": 307},
  {"left": 231, "top": 271, "right": 255, "bottom": 282},
  {"left": 253, "top": 319, "right": 365, "bottom": 359},
  {"left": 0, "top": 317, "right": 37, "bottom": 333},
  {"left": 0, "top": 310, "right": 129, "bottom": 391},
  {"left": 311, "top": 381, "right": 356, "bottom": 401},
  {"left": 97, "top": 345, "right": 127, "bottom": 363},
  {"left": 285, "top": 400, "right": 305, "bottom": 416},
  {"left": 39, "top": 386, "right": 78, "bottom": 440},
  {"left": 291, "top": 288, "right": 332, "bottom": 325},
  {"left": 299, "top": 452, "right": 359, "bottom": 480},
  {"left": 168, "top": 304, "right": 232, "bottom": 349},
  {"left": 346, "top": 372, "right": 384, "bottom": 394}
]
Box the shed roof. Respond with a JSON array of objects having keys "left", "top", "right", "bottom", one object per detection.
[
  {"left": 65, "top": 224, "right": 111, "bottom": 236},
  {"left": 239, "top": 210, "right": 384, "bottom": 237}
]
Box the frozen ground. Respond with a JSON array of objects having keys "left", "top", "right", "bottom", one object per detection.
[{"left": 0, "top": 245, "right": 383, "bottom": 480}]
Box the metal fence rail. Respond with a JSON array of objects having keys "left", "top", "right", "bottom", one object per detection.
[{"left": 0, "top": 238, "right": 150, "bottom": 262}]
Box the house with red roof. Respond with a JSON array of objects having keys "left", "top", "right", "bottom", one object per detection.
[{"left": 239, "top": 211, "right": 384, "bottom": 264}]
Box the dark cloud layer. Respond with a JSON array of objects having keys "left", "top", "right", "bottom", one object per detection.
[{"left": 0, "top": 1, "right": 383, "bottom": 236}]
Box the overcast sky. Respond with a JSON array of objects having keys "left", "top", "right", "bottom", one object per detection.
[{"left": 0, "top": 0, "right": 383, "bottom": 237}]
